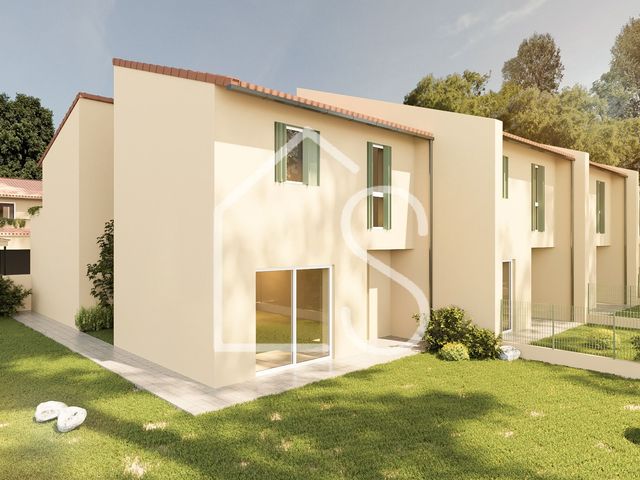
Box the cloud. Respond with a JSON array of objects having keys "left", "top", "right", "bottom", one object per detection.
[
  {"left": 494, "top": 0, "right": 548, "bottom": 31},
  {"left": 448, "top": 12, "right": 483, "bottom": 35}
]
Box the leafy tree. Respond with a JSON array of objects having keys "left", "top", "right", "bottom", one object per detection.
[
  {"left": 404, "top": 70, "right": 490, "bottom": 114},
  {"left": 502, "top": 33, "right": 565, "bottom": 92},
  {"left": 593, "top": 17, "right": 640, "bottom": 118},
  {"left": 0, "top": 93, "right": 53, "bottom": 179},
  {"left": 87, "top": 220, "right": 114, "bottom": 307}
]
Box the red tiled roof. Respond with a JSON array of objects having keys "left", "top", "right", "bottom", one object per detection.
[
  {"left": 0, "top": 177, "right": 42, "bottom": 199},
  {"left": 589, "top": 161, "right": 629, "bottom": 177},
  {"left": 38, "top": 92, "right": 114, "bottom": 166},
  {"left": 112, "top": 58, "right": 434, "bottom": 140},
  {"left": 0, "top": 226, "right": 30, "bottom": 237},
  {"left": 503, "top": 132, "right": 575, "bottom": 161}
]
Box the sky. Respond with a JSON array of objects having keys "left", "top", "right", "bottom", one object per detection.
[{"left": 1, "top": 0, "right": 639, "bottom": 124}]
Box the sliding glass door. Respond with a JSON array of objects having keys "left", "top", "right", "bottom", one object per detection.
[{"left": 256, "top": 267, "right": 331, "bottom": 372}]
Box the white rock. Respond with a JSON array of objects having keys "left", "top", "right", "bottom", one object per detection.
[
  {"left": 56, "top": 407, "right": 87, "bottom": 433},
  {"left": 499, "top": 345, "right": 521, "bottom": 361},
  {"left": 34, "top": 401, "right": 68, "bottom": 423}
]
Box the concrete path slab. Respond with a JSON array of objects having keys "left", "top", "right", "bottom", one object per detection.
[{"left": 14, "top": 312, "right": 417, "bottom": 415}]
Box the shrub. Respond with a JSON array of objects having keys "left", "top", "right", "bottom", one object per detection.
[
  {"left": 438, "top": 342, "right": 469, "bottom": 361},
  {"left": 583, "top": 328, "right": 612, "bottom": 350},
  {"left": 75, "top": 305, "right": 113, "bottom": 332},
  {"left": 419, "top": 306, "right": 472, "bottom": 353},
  {"left": 467, "top": 325, "right": 502, "bottom": 359},
  {"left": 416, "top": 306, "right": 502, "bottom": 360},
  {"left": 87, "top": 220, "right": 114, "bottom": 308},
  {"left": 0, "top": 276, "right": 31, "bottom": 316},
  {"left": 631, "top": 335, "right": 640, "bottom": 360}
]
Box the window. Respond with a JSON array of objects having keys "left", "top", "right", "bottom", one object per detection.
[
  {"left": 0, "top": 203, "right": 14, "bottom": 219},
  {"left": 367, "top": 142, "right": 391, "bottom": 229},
  {"left": 502, "top": 156, "right": 509, "bottom": 199},
  {"left": 531, "top": 164, "right": 545, "bottom": 232},
  {"left": 274, "top": 122, "right": 320, "bottom": 185},
  {"left": 596, "top": 180, "right": 605, "bottom": 234}
]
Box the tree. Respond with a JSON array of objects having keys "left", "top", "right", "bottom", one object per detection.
[
  {"left": 592, "top": 17, "right": 640, "bottom": 118},
  {"left": 502, "top": 33, "right": 565, "bottom": 92},
  {"left": 404, "top": 70, "right": 490, "bottom": 113},
  {"left": 87, "top": 220, "right": 114, "bottom": 308},
  {"left": 0, "top": 93, "right": 53, "bottom": 179}
]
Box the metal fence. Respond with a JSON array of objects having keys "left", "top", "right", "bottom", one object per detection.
[{"left": 502, "top": 293, "right": 640, "bottom": 362}]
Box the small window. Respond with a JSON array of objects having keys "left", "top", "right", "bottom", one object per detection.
[
  {"left": 531, "top": 164, "right": 545, "bottom": 232},
  {"left": 502, "top": 156, "right": 509, "bottom": 199},
  {"left": 274, "top": 122, "right": 320, "bottom": 186},
  {"left": 367, "top": 143, "right": 391, "bottom": 230},
  {"left": 596, "top": 180, "right": 605, "bottom": 234},
  {"left": 0, "top": 203, "right": 14, "bottom": 219}
]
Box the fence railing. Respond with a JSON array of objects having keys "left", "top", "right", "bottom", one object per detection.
[{"left": 502, "top": 298, "right": 640, "bottom": 362}]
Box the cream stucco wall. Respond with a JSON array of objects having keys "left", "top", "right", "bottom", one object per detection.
[
  {"left": 0, "top": 196, "right": 41, "bottom": 249},
  {"left": 31, "top": 98, "right": 113, "bottom": 327},
  {"left": 298, "top": 88, "right": 500, "bottom": 331}
]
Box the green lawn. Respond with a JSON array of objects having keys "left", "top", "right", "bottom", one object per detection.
[
  {"left": 86, "top": 328, "right": 114, "bottom": 345},
  {"left": 531, "top": 324, "right": 640, "bottom": 361},
  {"left": 3, "top": 315, "right": 640, "bottom": 479},
  {"left": 256, "top": 311, "right": 324, "bottom": 345}
]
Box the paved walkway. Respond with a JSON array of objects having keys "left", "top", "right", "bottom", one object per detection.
[{"left": 14, "top": 312, "right": 417, "bottom": 415}]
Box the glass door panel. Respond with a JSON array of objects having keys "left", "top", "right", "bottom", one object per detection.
[
  {"left": 255, "top": 270, "right": 292, "bottom": 371},
  {"left": 295, "top": 268, "right": 330, "bottom": 363}
]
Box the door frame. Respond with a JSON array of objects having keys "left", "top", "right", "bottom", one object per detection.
[{"left": 255, "top": 264, "right": 333, "bottom": 375}]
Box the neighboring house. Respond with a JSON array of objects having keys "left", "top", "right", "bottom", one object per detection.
[
  {"left": 296, "top": 88, "right": 640, "bottom": 333},
  {"left": 30, "top": 59, "right": 640, "bottom": 390}
]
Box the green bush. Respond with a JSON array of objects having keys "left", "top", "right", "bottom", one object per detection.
[
  {"left": 0, "top": 276, "right": 31, "bottom": 316},
  {"left": 583, "top": 328, "right": 612, "bottom": 350},
  {"left": 75, "top": 305, "right": 113, "bottom": 332},
  {"left": 468, "top": 325, "right": 502, "bottom": 359},
  {"left": 416, "top": 306, "right": 501, "bottom": 360},
  {"left": 438, "top": 342, "right": 469, "bottom": 361},
  {"left": 631, "top": 335, "right": 640, "bottom": 360}
]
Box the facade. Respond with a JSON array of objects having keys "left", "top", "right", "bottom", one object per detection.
[
  {"left": 29, "top": 59, "right": 640, "bottom": 390},
  {"left": 0, "top": 177, "right": 42, "bottom": 250}
]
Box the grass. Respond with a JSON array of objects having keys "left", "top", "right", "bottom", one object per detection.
[
  {"left": 531, "top": 324, "right": 640, "bottom": 361},
  {"left": 3, "top": 316, "right": 640, "bottom": 479},
  {"left": 86, "top": 328, "right": 113, "bottom": 345},
  {"left": 256, "top": 311, "right": 324, "bottom": 345}
]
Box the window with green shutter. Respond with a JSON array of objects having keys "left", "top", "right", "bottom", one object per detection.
[
  {"left": 502, "top": 156, "right": 509, "bottom": 199},
  {"left": 367, "top": 142, "right": 391, "bottom": 230},
  {"left": 274, "top": 122, "right": 320, "bottom": 186},
  {"left": 596, "top": 180, "right": 605, "bottom": 234},
  {"left": 531, "top": 164, "right": 545, "bottom": 232}
]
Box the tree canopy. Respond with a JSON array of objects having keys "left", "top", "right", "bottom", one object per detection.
[
  {"left": 502, "top": 33, "right": 564, "bottom": 93},
  {"left": 0, "top": 93, "right": 54, "bottom": 179},
  {"left": 404, "top": 26, "right": 640, "bottom": 170}
]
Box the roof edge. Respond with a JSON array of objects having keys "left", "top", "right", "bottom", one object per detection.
[
  {"left": 113, "top": 58, "right": 433, "bottom": 140},
  {"left": 589, "top": 161, "right": 629, "bottom": 178},
  {"left": 503, "top": 132, "right": 575, "bottom": 161},
  {"left": 37, "top": 92, "right": 114, "bottom": 167}
]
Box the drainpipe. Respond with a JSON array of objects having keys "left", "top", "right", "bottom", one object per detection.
[
  {"left": 570, "top": 160, "right": 575, "bottom": 320},
  {"left": 429, "top": 139, "right": 434, "bottom": 315},
  {"left": 624, "top": 179, "right": 628, "bottom": 304}
]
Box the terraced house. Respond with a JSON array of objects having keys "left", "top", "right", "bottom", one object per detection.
[{"left": 29, "top": 59, "right": 640, "bottom": 389}]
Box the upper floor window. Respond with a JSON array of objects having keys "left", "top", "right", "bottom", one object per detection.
[
  {"left": 502, "top": 156, "right": 509, "bottom": 199},
  {"left": 274, "top": 122, "right": 320, "bottom": 186},
  {"left": 0, "top": 203, "right": 14, "bottom": 219},
  {"left": 596, "top": 180, "right": 605, "bottom": 234},
  {"left": 367, "top": 142, "right": 391, "bottom": 230},
  {"left": 531, "top": 164, "right": 545, "bottom": 232}
]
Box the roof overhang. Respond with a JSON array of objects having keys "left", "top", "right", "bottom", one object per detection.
[{"left": 503, "top": 132, "right": 575, "bottom": 161}]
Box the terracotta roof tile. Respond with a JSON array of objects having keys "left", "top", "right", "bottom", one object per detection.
[
  {"left": 112, "top": 58, "right": 434, "bottom": 140},
  {"left": 38, "top": 92, "right": 113, "bottom": 166},
  {"left": 503, "top": 132, "right": 575, "bottom": 161},
  {"left": 589, "top": 161, "right": 629, "bottom": 177},
  {"left": 0, "top": 226, "right": 31, "bottom": 237},
  {"left": 0, "top": 177, "right": 42, "bottom": 199}
]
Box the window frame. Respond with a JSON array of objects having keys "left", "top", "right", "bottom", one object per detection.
[
  {"left": 596, "top": 180, "right": 605, "bottom": 234},
  {"left": 367, "top": 142, "right": 391, "bottom": 230},
  {"left": 502, "top": 155, "right": 509, "bottom": 199},
  {"left": 0, "top": 203, "right": 15, "bottom": 219},
  {"left": 284, "top": 125, "right": 304, "bottom": 184},
  {"left": 531, "top": 164, "right": 545, "bottom": 232},
  {"left": 274, "top": 122, "right": 320, "bottom": 186}
]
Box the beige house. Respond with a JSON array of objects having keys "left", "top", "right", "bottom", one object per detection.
[
  {"left": 30, "top": 59, "right": 640, "bottom": 389},
  {"left": 0, "top": 177, "right": 42, "bottom": 251}
]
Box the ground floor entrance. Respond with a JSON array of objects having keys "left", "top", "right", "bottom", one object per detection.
[{"left": 255, "top": 267, "right": 331, "bottom": 372}]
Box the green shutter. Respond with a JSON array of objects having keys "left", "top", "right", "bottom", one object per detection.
[
  {"left": 531, "top": 164, "right": 537, "bottom": 231},
  {"left": 274, "top": 122, "right": 287, "bottom": 182},
  {"left": 367, "top": 142, "right": 373, "bottom": 229},
  {"left": 383, "top": 145, "right": 392, "bottom": 230},
  {"left": 597, "top": 181, "right": 605, "bottom": 234},
  {"left": 502, "top": 156, "right": 509, "bottom": 199},
  {"left": 302, "top": 128, "right": 320, "bottom": 186},
  {"left": 537, "top": 165, "right": 545, "bottom": 232}
]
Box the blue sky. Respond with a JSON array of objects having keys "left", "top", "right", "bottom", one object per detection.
[{"left": 1, "top": 0, "right": 639, "bottom": 124}]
